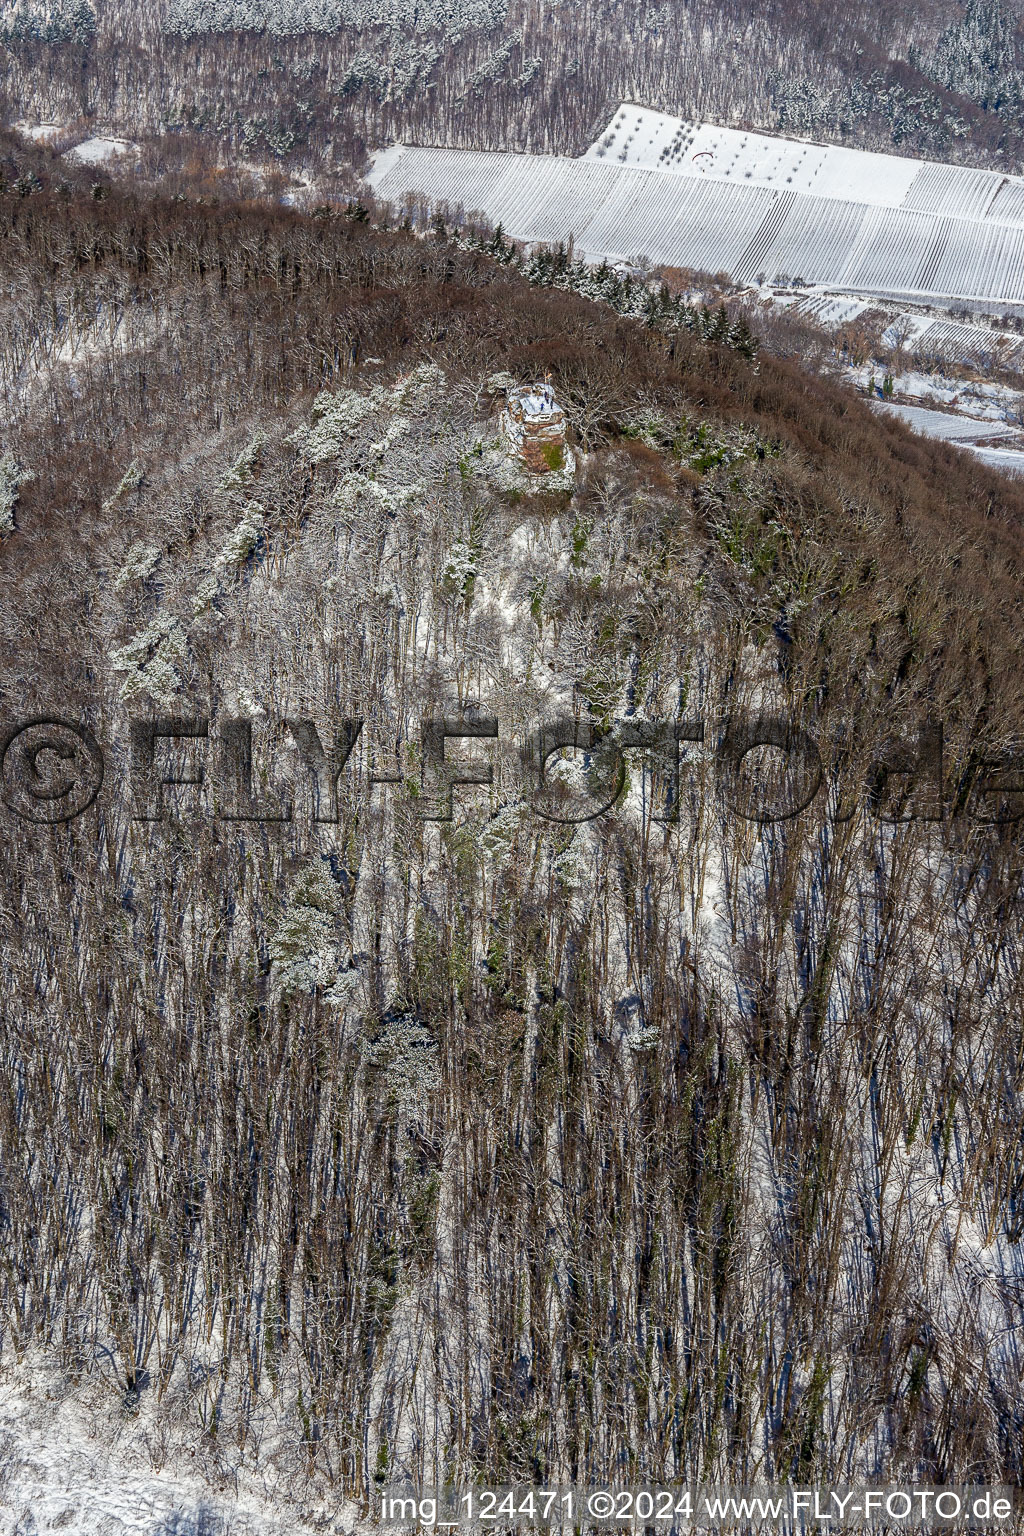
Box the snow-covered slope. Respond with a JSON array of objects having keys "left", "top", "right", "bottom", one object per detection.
[
  {"left": 0, "top": 1359, "right": 333, "bottom": 1536},
  {"left": 583, "top": 103, "right": 1024, "bottom": 224},
  {"left": 870, "top": 399, "right": 1017, "bottom": 441},
  {"left": 369, "top": 105, "right": 1024, "bottom": 308},
  {"left": 583, "top": 104, "right": 924, "bottom": 207}
]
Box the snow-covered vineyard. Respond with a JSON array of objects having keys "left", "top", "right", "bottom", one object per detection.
[
  {"left": 369, "top": 104, "right": 1024, "bottom": 310},
  {"left": 785, "top": 292, "right": 1024, "bottom": 368}
]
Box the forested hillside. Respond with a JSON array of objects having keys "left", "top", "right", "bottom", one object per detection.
[
  {"left": 5, "top": 0, "right": 1024, "bottom": 177},
  {"left": 1, "top": 134, "right": 1023, "bottom": 1519}
]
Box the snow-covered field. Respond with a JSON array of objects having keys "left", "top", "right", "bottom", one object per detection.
[
  {"left": 784, "top": 292, "right": 873, "bottom": 328},
  {"left": 65, "top": 137, "right": 138, "bottom": 166},
  {"left": 870, "top": 397, "right": 1024, "bottom": 471},
  {"left": 870, "top": 399, "right": 1018, "bottom": 441},
  {"left": 368, "top": 120, "right": 1024, "bottom": 473},
  {"left": 583, "top": 104, "right": 1024, "bottom": 226},
  {"left": 368, "top": 105, "right": 1024, "bottom": 308},
  {"left": 583, "top": 104, "right": 925, "bottom": 207},
  {"left": 962, "top": 443, "right": 1024, "bottom": 476},
  {"left": 782, "top": 291, "right": 1024, "bottom": 369},
  {"left": 911, "top": 316, "right": 1024, "bottom": 365}
]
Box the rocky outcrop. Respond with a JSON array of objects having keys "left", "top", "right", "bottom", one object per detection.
[{"left": 500, "top": 380, "right": 568, "bottom": 472}]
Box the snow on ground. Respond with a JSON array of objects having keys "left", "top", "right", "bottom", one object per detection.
[
  {"left": 869, "top": 399, "right": 1018, "bottom": 441},
  {"left": 372, "top": 105, "right": 1024, "bottom": 313},
  {"left": 582, "top": 104, "right": 924, "bottom": 206},
  {"left": 281, "top": 169, "right": 319, "bottom": 207},
  {"left": 12, "top": 120, "right": 63, "bottom": 142},
  {"left": 0, "top": 1358, "right": 363, "bottom": 1536},
  {"left": 0, "top": 1366, "right": 272, "bottom": 1536},
  {"left": 368, "top": 144, "right": 406, "bottom": 183},
  {"left": 845, "top": 364, "right": 1024, "bottom": 425},
  {"left": 65, "top": 137, "right": 137, "bottom": 166},
  {"left": 583, "top": 103, "right": 1024, "bottom": 227},
  {"left": 965, "top": 444, "right": 1024, "bottom": 476},
  {"left": 784, "top": 292, "right": 873, "bottom": 327},
  {"left": 887, "top": 369, "right": 1024, "bottom": 418},
  {"left": 780, "top": 292, "right": 1024, "bottom": 370},
  {"left": 369, "top": 140, "right": 1024, "bottom": 305},
  {"left": 869, "top": 398, "right": 1024, "bottom": 473},
  {"left": 5, "top": 306, "right": 160, "bottom": 422}
]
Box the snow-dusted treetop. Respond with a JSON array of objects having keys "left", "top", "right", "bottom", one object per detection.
[
  {"left": 163, "top": 0, "right": 505, "bottom": 38},
  {"left": 0, "top": 0, "right": 94, "bottom": 42}
]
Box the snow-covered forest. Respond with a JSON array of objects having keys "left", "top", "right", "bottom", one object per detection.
[
  {"left": 0, "top": 130, "right": 1023, "bottom": 1524},
  {"left": 5, "top": 0, "right": 1024, "bottom": 176}
]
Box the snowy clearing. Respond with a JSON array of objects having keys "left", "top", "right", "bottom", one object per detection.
[
  {"left": 65, "top": 136, "right": 138, "bottom": 166},
  {"left": 783, "top": 292, "right": 873, "bottom": 327},
  {"left": 869, "top": 398, "right": 1024, "bottom": 474},
  {"left": 11, "top": 120, "right": 63, "bottom": 142}
]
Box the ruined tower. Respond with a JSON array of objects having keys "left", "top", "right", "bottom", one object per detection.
[{"left": 500, "top": 379, "right": 568, "bottom": 473}]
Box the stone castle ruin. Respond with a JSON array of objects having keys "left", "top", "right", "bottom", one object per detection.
[{"left": 500, "top": 379, "right": 568, "bottom": 473}]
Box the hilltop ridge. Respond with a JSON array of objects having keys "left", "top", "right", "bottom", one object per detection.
[{"left": 0, "top": 159, "right": 1023, "bottom": 1521}]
